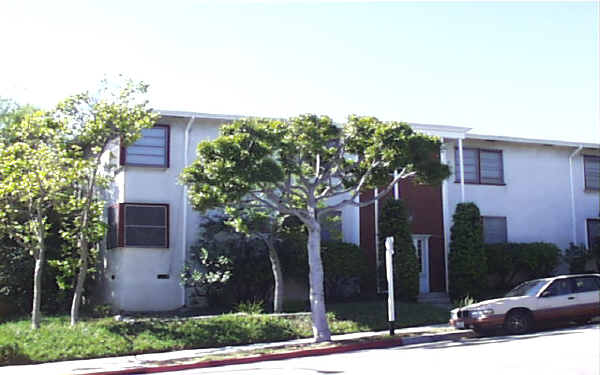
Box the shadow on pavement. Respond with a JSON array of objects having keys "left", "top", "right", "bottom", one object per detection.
[{"left": 397, "top": 323, "right": 599, "bottom": 351}]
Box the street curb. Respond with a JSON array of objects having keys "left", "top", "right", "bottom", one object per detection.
[
  {"left": 400, "top": 330, "right": 476, "bottom": 346},
  {"left": 77, "top": 330, "right": 474, "bottom": 375}
]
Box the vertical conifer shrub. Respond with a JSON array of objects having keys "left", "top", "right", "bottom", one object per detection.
[
  {"left": 378, "top": 199, "right": 420, "bottom": 301},
  {"left": 448, "top": 202, "right": 487, "bottom": 299}
]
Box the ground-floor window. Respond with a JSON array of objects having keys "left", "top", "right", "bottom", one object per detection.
[
  {"left": 107, "top": 203, "right": 169, "bottom": 248},
  {"left": 587, "top": 219, "right": 600, "bottom": 249},
  {"left": 482, "top": 216, "right": 507, "bottom": 244},
  {"left": 320, "top": 210, "right": 342, "bottom": 242}
]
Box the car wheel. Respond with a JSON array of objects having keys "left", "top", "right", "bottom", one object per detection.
[{"left": 504, "top": 310, "right": 532, "bottom": 335}]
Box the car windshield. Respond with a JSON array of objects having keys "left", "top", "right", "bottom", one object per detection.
[{"left": 505, "top": 280, "right": 548, "bottom": 297}]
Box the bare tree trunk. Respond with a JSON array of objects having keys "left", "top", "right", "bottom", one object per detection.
[
  {"left": 71, "top": 159, "right": 100, "bottom": 326},
  {"left": 32, "top": 251, "right": 44, "bottom": 330},
  {"left": 32, "top": 208, "right": 46, "bottom": 330},
  {"left": 306, "top": 219, "right": 331, "bottom": 342},
  {"left": 263, "top": 237, "right": 284, "bottom": 313},
  {"left": 70, "top": 235, "right": 88, "bottom": 326}
]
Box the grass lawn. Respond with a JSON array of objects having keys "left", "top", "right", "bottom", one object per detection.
[{"left": 0, "top": 301, "right": 449, "bottom": 365}]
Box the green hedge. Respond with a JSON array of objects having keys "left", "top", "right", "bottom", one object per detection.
[
  {"left": 183, "top": 214, "right": 274, "bottom": 309},
  {"left": 448, "top": 202, "right": 487, "bottom": 300},
  {"left": 563, "top": 242, "right": 600, "bottom": 274},
  {"left": 485, "top": 242, "right": 561, "bottom": 291},
  {"left": 321, "top": 241, "right": 370, "bottom": 300}
]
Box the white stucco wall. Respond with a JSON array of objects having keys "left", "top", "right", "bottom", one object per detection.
[
  {"left": 103, "top": 116, "right": 227, "bottom": 312},
  {"left": 342, "top": 205, "right": 360, "bottom": 246},
  {"left": 445, "top": 139, "right": 599, "bottom": 251},
  {"left": 102, "top": 113, "right": 368, "bottom": 311},
  {"left": 102, "top": 113, "right": 598, "bottom": 311},
  {"left": 575, "top": 150, "right": 600, "bottom": 247}
]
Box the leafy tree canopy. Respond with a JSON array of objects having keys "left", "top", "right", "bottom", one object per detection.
[
  {"left": 182, "top": 114, "right": 448, "bottom": 221},
  {"left": 182, "top": 114, "right": 449, "bottom": 342}
]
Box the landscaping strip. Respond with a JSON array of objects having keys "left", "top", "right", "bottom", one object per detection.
[
  {"left": 65, "top": 328, "right": 474, "bottom": 375},
  {"left": 0, "top": 301, "right": 450, "bottom": 365}
]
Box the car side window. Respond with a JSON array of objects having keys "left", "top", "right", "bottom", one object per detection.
[
  {"left": 573, "top": 276, "right": 600, "bottom": 293},
  {"left": 544, "top": 279, "right": 573, "bottom": 296}
]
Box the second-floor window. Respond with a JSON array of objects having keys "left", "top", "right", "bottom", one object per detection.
[
  {"left": 455, "top": 148, "right": 504, "bottom": 185},
  {"left": 584, "top": 155, "right": 600, "bottom": 190},
  {"left": 122, "top": 125, "right": 170, "bottom": 167}
]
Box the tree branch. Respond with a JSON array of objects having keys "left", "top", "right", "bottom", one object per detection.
[
  {"left": 318, "top": 168, "right": 415, "bottom": 217},
  {"left": 315, "top": 139, "right": 346, "bottom": 184}
]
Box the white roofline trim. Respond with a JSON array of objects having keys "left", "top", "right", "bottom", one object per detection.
[
  {"left": 155, "top": 109, "right": 598, "bottom": 148},
  {"left": 410, "top": 122, "right": 471, "bottom": 139},
  {"left": 157, "top": 109, "right": 245, "bottom": 121},
  {"left": 466, "top": 133, "right": 599, "bottom": 149}
]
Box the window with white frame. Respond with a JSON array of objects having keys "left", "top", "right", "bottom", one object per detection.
[
  {"left": 482, "top": 216, "right": 507, "bottom": 244},
  {"left": 455, "top": 148, "right": 504, "bottom": 185},
  {"left": 122, "top": 125, "right": 169, "bottom": 167},
  {"left": 413, "top": 237, "right": 424, "bottom": 273}
]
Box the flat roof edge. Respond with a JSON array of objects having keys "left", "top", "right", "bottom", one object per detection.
[
  {"left": 157, "top": 109, "right": 245, "bottom": 121},
  {"left": 466, "top": 133, "right": 599, "bottom": 149},
  {"left": 155, "top": 109, "right": 598, "bottom": 148}
]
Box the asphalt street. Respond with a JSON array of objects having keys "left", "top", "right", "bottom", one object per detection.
[{"left": 161, "top": 324, "right": 600, "bottom": 375}]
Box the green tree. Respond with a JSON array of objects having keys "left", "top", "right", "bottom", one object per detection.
[
  {"left": 0, "top": 112, "right": 75, "bottom": 329},
  {"left": 181, "top": 114, "right": 449, "bottom": 342},
  {"left": 0, "top": 100, "right": 70, "bottom": 316},
  {"left": 182, "top": 212, "right": 274, "bottom": 308},
  {"left": 448, "top": 202, "right": 487, "bottom": 300},
  {"left": 53, "top": 79, "right": 158, "bottom": 325},
  {"left": 226, "top": 207, "right": 298, "bottom": 313},
  {"left": 0, "top": 98, "right": 37, "bottom": 143},
  {"left": 320, "top": 240, "right": 369, "bottom": 300},
  {"left": 378, "top": 199, "right": 420, "bottom": 300}
]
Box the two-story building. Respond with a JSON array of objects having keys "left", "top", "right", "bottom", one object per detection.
[{"left": 99, "top": 110, "right": 600, "bottom": 311}]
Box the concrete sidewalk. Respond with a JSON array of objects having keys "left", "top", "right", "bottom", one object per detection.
[{"left": 2, "top": 324, "right": 474, "bottom": 375}]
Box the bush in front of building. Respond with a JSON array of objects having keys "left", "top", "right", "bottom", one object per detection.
[
  {"left": 448, "top": 202, "right": 487, "bottom": 300},
  {"left": 562, "top": 243, "right": 590, "bottom": 274},
  {"left": 321, "top": 240, "right": 370, "bottom": 300},
  {"left": 378, "top": 199, "right": 420, "bottom": 301},
  {"left": 183, "top": 213, "right": 274, "bottom": 310},
  {"left": 0, "top": 231, "right": 72, "bottom": 316},
  {"left": 485, "top": 242, "right": 561, "bottom": 294}
]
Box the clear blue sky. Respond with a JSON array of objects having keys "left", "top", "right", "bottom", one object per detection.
[{"left": 1, "top": 1, "right": 598, "bottom": 142}]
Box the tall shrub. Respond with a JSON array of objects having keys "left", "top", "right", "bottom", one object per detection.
[
  {"left": 182, "top": 213, "right": 273, "bottom": 310},
  {"left": 486, "top": 242, "right": 561, "bottom": 291},
  {"left": 448, "top": 202, "right": 487, "bottom": 300},
  {"left": 378, "top": 199, "right": 420, "bottom": 301},
  {"left": 321, "top": 240, "right": 369, "bottom": 300}
]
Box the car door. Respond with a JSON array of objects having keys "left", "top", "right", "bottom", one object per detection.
[
  {"left": 535, "top": 278, "right": 578, "bottom": 322},
  {"left": 571, "top": 276, "right": 600, "bottom": 320}
]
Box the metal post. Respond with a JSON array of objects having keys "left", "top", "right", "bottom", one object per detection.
[
  {"left": 458, "top": 138, "right": 465, "bottom": 203},
  {"left": 394, "top": 169, "right": 399, "bottom": 200},
  {"left": 385, "top": 236, "right": 395, "bottom": 335},
  {"left": 374, "top": 188, "right": 380, "bottom": 292},
  {"left": 569, "top": 146, "right": 583, "bottom": 244},
  {"left": 440, "top": 139, "right": 451, "bottom": 294}
]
